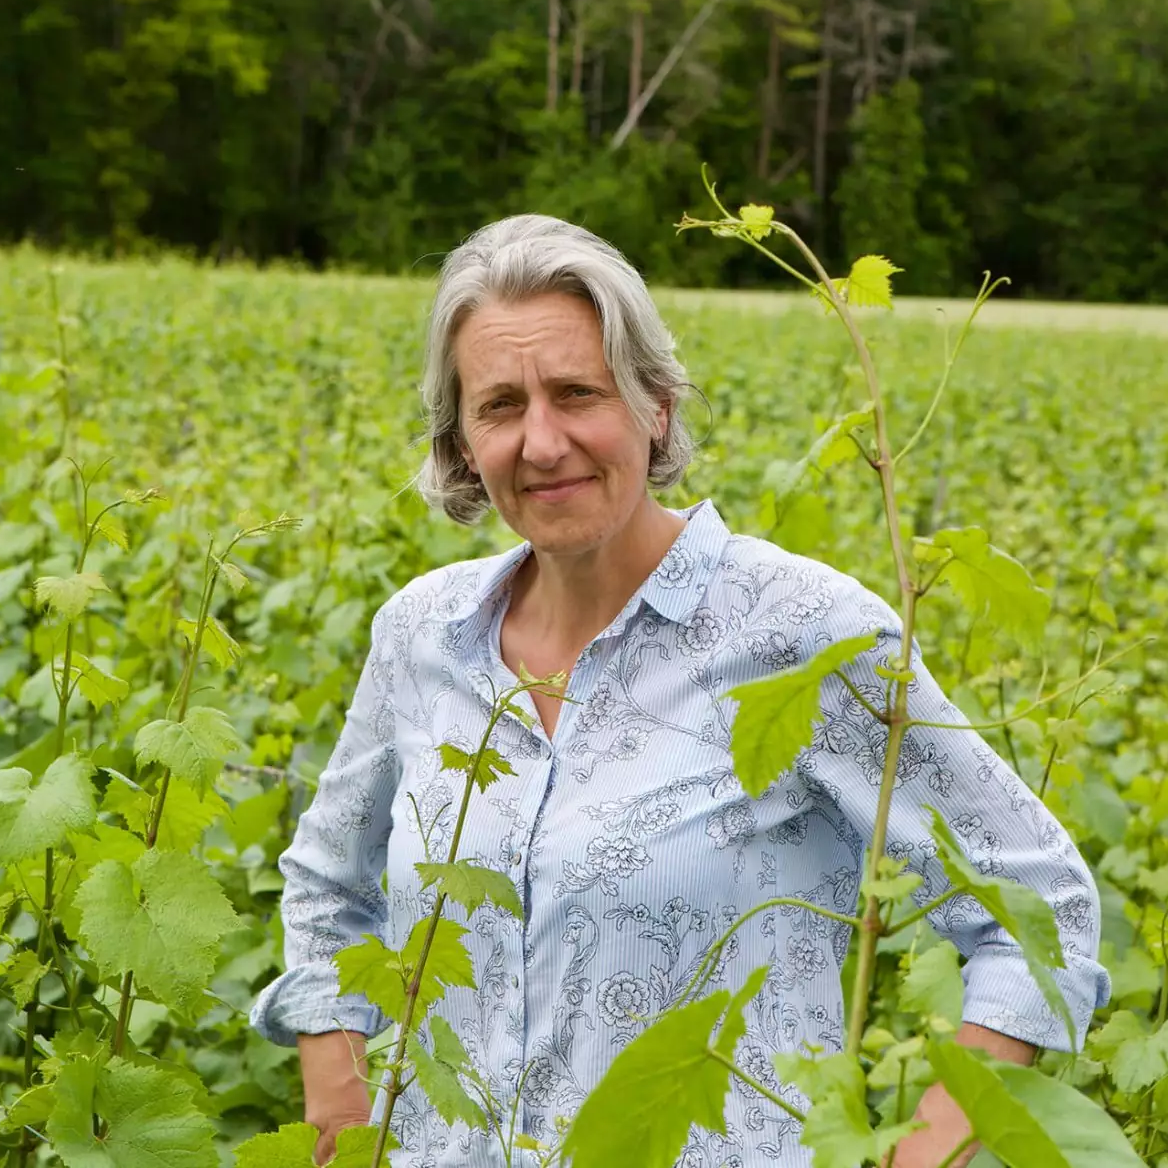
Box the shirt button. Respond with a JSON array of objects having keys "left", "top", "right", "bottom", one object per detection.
[
  {"left": 511, "top": 975, "right": 520, "bottom": 989},
  {"left": 512, "top": 852, "right": 522, "bottom": 866}
]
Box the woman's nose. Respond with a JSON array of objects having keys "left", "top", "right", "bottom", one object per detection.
[{"left": 521, "top": 398, "right": 570, "bottom": 467}]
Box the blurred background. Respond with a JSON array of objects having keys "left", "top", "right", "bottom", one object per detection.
[{"left": 3, "top": 0, "right": 1166, "bottom": 300}]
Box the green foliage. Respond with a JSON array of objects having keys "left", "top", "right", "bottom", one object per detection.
[
  {"left": 47, "top": 1055, "right": 218, "bottom": 1168},
  {"left": 725, "top": 633, "right": 877, "bottom": 795},
  {"left": 414, "top": 860, "right": 524, "bottom": 919},
  {"left": 75, "top": 850, "right": 239, "bottom": 1016},
  {"left": 134, "top": 708, "right": 243, "bottom": 796},
  {"left": 898, "top": 940, "right": 966, "bottom": 1029},
  {"left": 914, "top": 527, "right": 1051, "bottom": 646},
  {"left": 560, "top": 992, "right": 735, "bottom": 1168},
  {"left": 0, "top": 754, "right": 96, "bottom": 861},
  {"left": 34, "top": 572, "right": 110, "bottom": 621},
  {"left": 406, "top": 1017, "right": 486, "bottom": 1130}
]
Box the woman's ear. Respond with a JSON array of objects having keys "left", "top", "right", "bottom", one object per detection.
[{"left": 458, "top": 434, "right": 480, "bottom": 477}]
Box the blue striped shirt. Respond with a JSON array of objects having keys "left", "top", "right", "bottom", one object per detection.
[{"left": 251, "top": 499, "right": 1110, "bottom": 1166}]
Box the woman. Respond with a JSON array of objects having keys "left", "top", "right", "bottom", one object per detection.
[{"left": 251, "top": 215, "right": 1110, "bottom": 1167}]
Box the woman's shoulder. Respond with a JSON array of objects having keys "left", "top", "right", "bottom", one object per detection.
[
  {"left": 714, "top": 529, "right": 900, "bottom": 636},
  {"left": 368, "top": 545, "right": 526, "bottom": 643}
]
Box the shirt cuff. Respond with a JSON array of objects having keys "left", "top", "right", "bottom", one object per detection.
[
  {"left": 960, "top": 943, "right": 1112, "bottom": 1054},
  {"left": 250, "top": 962, "right": 388, "bottom": 1048}
]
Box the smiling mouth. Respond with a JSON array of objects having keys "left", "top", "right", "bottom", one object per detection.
[{"left": 524, "top": 477, "right": 595, "bottom": 499}]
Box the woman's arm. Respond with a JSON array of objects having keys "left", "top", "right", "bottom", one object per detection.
[
  {"left": 805, "top": 576, "right": 1111, "bottom": 1053},
  {"left": 886, "top": 1022, "right": 1034, "bottom": 1168},
  {"left": 250, "top": 602, "right": 402, "bottom": 1139}
]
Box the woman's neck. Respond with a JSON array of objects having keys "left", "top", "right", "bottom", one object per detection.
[{"left": 509, "top": 496, "right": 686, "bottom": 653}]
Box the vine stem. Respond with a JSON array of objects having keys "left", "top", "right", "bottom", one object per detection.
[
  {"left": 706, "top": 1047, "right": 806, "bottom": 1123},
  {"left": 370, "top": 694, "right": 518, "bottom": 1166}
]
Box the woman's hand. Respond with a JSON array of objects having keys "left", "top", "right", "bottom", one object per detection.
[{"left": 298, "top": 1031, "right": 372, "bottom": 1165}]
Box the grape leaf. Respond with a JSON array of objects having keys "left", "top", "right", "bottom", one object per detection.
[
  {"left": 560, "top": 991, "right": 733, "bottom": 1168},
  {"left": 436, "top": 743, "right": 516, "bottom": 792},
  {"left": 738, "top": 203, "right": 774, "bottom": 240},
  {"left": 860, "top": 854, "right": 923, "bottom": 904},
  {"left": 899, "top": 940, "right": 965, "bottom": 1028},
  {"left": 844, "top": 254, "right": 903, "bottom": 309},
  {"left": 927, "top": 1040, "right": 1071, "bottom": 1168},
  {"left": 336, "top": 920, "right": 474, "bottom": 1028},
  {"left": 177, "top": 615, "right": 242, "bottom": 670},
  {"left": 772, "top": 1051, "right": 918, "bottom": 1168},
  {"left": 0, "top": 754, "right": 96, "bottom": 862},
  {"left": 770, "top": 403, "right": 875, "bottom": 502},
  {"left": 913, "top": 527, "right": 1049, "bottom": 646},
  {"left": 226, "top": 785, "right": 287, "bottom": 853},
  {"left": 406, "top": 1018, "right": 485, "bottom": 1130},
  {"left": 94, "top": 513, "right": 129, "bottom": 551},
  {"left": 725, "top": 633, "right": 877, "bottom": 796},
  {"left": 0, "top": 562, "right": 30, "bottom": 604},
  {"left": 34, "top": 572, "right": 109, "bottom": 621},
  {"left": 331, "top": 1125, "right": 393, "bottom": 1166},
  {"left": 0, "top": 1083, "right": 54, "bottom": 1136},
  {"left": 929, "top": 809, "right": 1073, "bottom": 1046},
  {"left": 336, "top": 936, "right": 409, "bottom": 1022},
  {"left": 712, "top": 965, "right": 768, "bottom": 1058},
  {"left": 3, "top": 949, "right": 50, "bottom": 1009},
  {"left": 69, "top": 653, "right": 130, "bottom": 710},
  {"left": 75, "top": 850, "right": 238, "bottom": 1017},
  {"left": 216, "top": 560, "right": 249, "bottom": 596},
  {"left": 415, "top": 860, "right": 523, "bottom": 919},
  {"left": 1088, "top": 1010, "right": 1168, "bottom": 1093},
  {"left": 47, "top": 1055, "right": 217, "bottom": 1168},
  {"left": 134, "top": 707, "right": 242, "bottom": 795},
  {"left": 992, "top": 1060, "right": 1147, "bottom": 1167},
  {"left": 233, "top": 1122, "right": 317, "bottom": 1167}
]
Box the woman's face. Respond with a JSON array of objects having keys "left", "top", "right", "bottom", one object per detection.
[{"left": 456, "top": 292, "right": 665, "bottom": 557}]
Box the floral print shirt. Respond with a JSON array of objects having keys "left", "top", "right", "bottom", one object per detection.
[{"left": 251, "top": 499, "right": 1110, "bottom": 1167}]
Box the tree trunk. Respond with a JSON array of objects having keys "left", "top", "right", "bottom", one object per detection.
[
  {"left": 611, "top": 0, "right": 722, "bottom": 150},
  {"left": 546, "top": 0, "right": 561, "bottom": 111},
  {"left": 570, "top": 0, "right": 586, "bottom": 97},
  {"left": 590, "top": 47, "right": 605, "bottom": 137},
  {"left": 628, "top": 6, "right": 644, "bottom": 120},
  {"left": 756, "top": 11, "right": 782, "bottom": 180},
  {"left": 813, "top": 0, "right": 835, "bottom": 252}
]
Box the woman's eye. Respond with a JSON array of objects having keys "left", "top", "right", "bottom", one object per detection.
[{"left": 569, "top": 385, "right": 595, "bottom": 399}]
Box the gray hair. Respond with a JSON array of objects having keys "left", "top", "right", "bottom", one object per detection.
[{"left": 416, "top": 213, "right": 695, "bottom": 524}]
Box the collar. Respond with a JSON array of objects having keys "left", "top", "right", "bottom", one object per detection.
[{"left": 436, "top": 498, "right": 731, "bottom": 631}]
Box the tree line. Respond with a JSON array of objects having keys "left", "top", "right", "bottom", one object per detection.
[{"left": 3, "top": 0, "right": 1166, "bottom": 300}]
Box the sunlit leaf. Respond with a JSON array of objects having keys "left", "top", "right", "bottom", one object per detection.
[{"left": 0, "top": 754, "right": 96, "bottom": 862}]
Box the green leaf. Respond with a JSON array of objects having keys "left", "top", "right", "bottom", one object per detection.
[
  {"left": 34, "top": 572, "right": 110, "bottom": 620},
  {"left": 177, "top": 614, "right": 242, "bottom": 670},
  {"left": 928, "top": 808, "right": 1074, "bottom": 1046},
  {"left": 215, "top": 559, "right": 249, "bottom": 596},
  {"left": 75, "top": 850, "right": 238, "bottom": 1016},
  {"left": 737, "top": 203, "right": 774, "bottom": 240},
  {"left": 927, "top": 1040, "right": 1069, "bottom": 1167},
  {"left": 0, "top": 754, "right": 96, "bottom": 862},
  {"left": 406, "top": 1020, "right": 486, "bottom": 1130},
  {"left": 335, "top": 920, "right": 474, "bottom": 1028},
  {"left": 331, "top": 1125, "right": 393, "bottom": 1166},
  {"left": 991, "top": 1060, "right": 1146, "bottom": 1167},
  {"left": 335, "top": 935, "right": 408, "bottom": 1022},
  {"left": 860, "top": 854, "right": 923, "bottom": 904},
  {"left": 899, "top": 940, "right": 965, "bottom": 1029},
  {"left": 94, "top": 513, "right": 129, "bottom": 551},
  {"left": 415, "top": 860, "right": 523, "bottom": 919},
  {"left": 436, "top": 743, "right": 516, "bottom": 792},
  {"left": 725, "top": 633, "right": 877, "bottom": 796},
  {"left": 134, "top": 707, "right": 242, "bottom": 795},
  {"left": 402, "top": 917, "right": 477, "bottom": 1008},
  {"left": 561, "top": 991, "right": 733, "bottom": 1168},
  {"left": 233, "top": 1122, "right": 317, "bottom": 1167},
  {"left": 844, "top": 254, "right": 903, "bottom": 309},
  {"left": 0, "top": 1083, "right": 55, "bottom": 1136},
  {"left": 913, "top": 527, "right": 1050, "bottom": 646},
  {"left": 0, "top": 561, "right": 30, "bottom": 603},
  {"left": 3, "top": 949, "right": 50, "bottom": 1009},
  {"left": 712, "top": 965, "right": 768, "bottom": 1059},
  {"left": 770, "top": 403, "right": 875, "bottom": 502},
  {"left": 69, "top": 653, "right": 130, "bottom": 710},
  {"left": 1088, "top": 1010, "right": 1168, "bottom": 1093},
  {"left": 47, "top": 1055, "right": 217, "bottom": 1168},
  {"left": 226, "top": 785, "right": 287, "bottom": 853}
]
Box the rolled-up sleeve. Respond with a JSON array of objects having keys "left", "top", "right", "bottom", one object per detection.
[
  {"left": 811, "top": 577, "right": 1111, "bottom": 1053},
  {"left": 250, "top": 599, "right": 401, "bottom": 1047}
]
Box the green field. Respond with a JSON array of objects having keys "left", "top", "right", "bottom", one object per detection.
[{"left": 2, "top": 249, "right": 1166, "bottom": 1161}]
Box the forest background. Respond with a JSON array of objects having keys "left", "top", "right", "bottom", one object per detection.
[{"left": 3, "top": 0, "right": 1168, "bottom": 303}]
